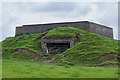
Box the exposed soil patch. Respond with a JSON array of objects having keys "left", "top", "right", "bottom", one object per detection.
[
  {"left": 76, "top": 34, "right": 82, "bottom": 41},
  {"left": 0, "top": 50, "right": 2, "bottom": 54},
  {"left": 97, "top": 62, "right": 117, "bottom": 67},
  {"left": 34, "top": 32, "right": 48, "bottom": 41},
  {"left": 14, "top": 48, "right": 38, "bottom": 55},
  {"left": 100, "top": 52, "right": 118, "bottom": 61},
  {"left": 44, "top": 58, "right": 56, "bottom": 63},
  {"left": 41, "top": 55, "right": 49, "bottom": 58}
]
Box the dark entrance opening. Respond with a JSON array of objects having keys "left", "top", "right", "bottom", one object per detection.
[{"left": 47, "top": 43, "right": 70, "bottom": 54}]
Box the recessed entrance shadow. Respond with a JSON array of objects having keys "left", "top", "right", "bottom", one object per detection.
[{"left": 47, "top": 43, "right": 70, "bottom": 54}]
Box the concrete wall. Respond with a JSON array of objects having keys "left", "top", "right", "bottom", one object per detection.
[
  {"left": 16, "top": 21, "right": 90, "bottom": 34},
  {"left": 15, "top": 27, "right": 23, "bottom": 34},
  {"left": 15, "top": 21, "right": 113, "bottom": 38},
  {"left": 90, "top": 22, "right": 113, "bottom": 38}
]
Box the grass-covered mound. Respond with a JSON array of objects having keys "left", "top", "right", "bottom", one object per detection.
[
  {"left": 2, "top": 27, "right": 119, "bottom": 66},
  {"left": 43, "top": 27, "right": 82, "bottom": 39}
]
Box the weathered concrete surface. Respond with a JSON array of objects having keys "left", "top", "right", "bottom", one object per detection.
[
  {"left": 41, "top": 38, "right": 76, "bottom": 54},
  {"left": 16, "top": 21, "right": 113, "bottom": 38},
  {"left": 90, "top": 22, "right": 113, "bottom": 38}
]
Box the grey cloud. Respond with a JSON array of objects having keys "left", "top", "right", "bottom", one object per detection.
[
  {"left": 14, "top": 2, "right": 92, "bottom": 18},
  {"left": 118, "top": 2, "right": 120, "bottom": 39},
  {"left": 94, "top": 2, "right": 115, "bottom": 11},
  {"left": 73, "top": 5, "right": 92, "bottom": 17},
  {"left": 33, "top": 2, "right": 77, "bottom": 12},
  {"left": 9, "top": 2, "right": 77, "bottom": 13},
  {"left": 2, "top": 11, "right": 19, "bottom": 39}
]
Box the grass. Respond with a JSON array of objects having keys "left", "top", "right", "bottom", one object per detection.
[
  {"left": 43, "top": 27, "right": 79, "bottom": 39},
  {"left": 2, "top": 59, "right": 118, "bottom": 78},
  {"left": 2, "top": 32, "right": 44, "bottom": 54},
  {"left": 1, "top": 27, "right": 119, "bottom": 66}
]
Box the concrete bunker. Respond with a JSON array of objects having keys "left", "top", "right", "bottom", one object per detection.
[
  {"left": 16, "top": 21, "right": 113, "bottom": 38},
  {"left": 41, "top": 38, "right": 76, "bottom": 54}
]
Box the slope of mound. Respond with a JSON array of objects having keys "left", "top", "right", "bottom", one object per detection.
[
  {"left": 53, "top": 33, "right": 118, "bottom": 66},
  {"left": 2, "top": 27, "right": 119, "bottom": 66},
  {"left": 43, "top": 27, "right": 85, "bottom": 39}
]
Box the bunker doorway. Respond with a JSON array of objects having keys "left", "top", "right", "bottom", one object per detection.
[{"left": 47, "top": 43, "right": 70, "bottom": 54}]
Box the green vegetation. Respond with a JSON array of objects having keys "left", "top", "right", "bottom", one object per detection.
[
  {"left": 2, "top": 26, "right": 119, "bottom": 78},
  {"left": 2, "top": 27, "right": 119, "bottom": 66},
  {"left": 2, "top": 32, "right": 44, "bottom": 55},
  {"left": 2, "top": 59, "right": 118, "bottom": 78},
  {"left": 43, "top": 27, "right": 79, "bottom": 39}
]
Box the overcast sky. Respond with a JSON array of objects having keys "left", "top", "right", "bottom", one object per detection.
[{"left": 1, "top": 1, "right": 118, "bottom": 41}]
